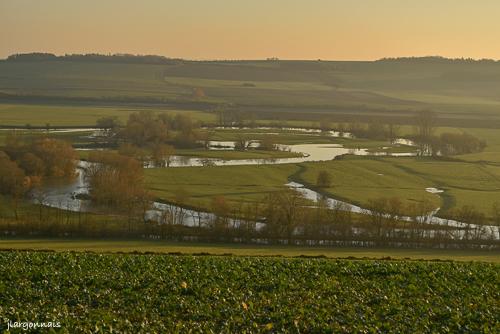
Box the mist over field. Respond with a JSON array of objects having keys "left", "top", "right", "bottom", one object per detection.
[{"left": 2, "top": 55, "right": 500, "bottom": 128}]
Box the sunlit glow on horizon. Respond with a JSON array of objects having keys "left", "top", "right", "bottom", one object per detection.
[{"left": 1, "top": 0, "right": 500, "bottom": 61}]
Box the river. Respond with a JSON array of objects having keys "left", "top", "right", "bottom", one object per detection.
[
  {"left": 36, "top": 162, "right": 499, "bottom": 240},
  {"left": 30, "top": 126, "right": 499, "bottom": 240}
]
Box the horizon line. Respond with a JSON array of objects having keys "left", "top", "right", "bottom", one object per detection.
[{"left": 2, "top": 52, "right": 500, "bottom": 63}]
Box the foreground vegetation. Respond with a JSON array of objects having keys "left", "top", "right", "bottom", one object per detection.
[{"left": 0, "top": 252, "right": 498, "bottom": 333}]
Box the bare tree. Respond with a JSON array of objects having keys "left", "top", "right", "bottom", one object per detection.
[
  {"left": 316, "top": 171, "right": 332, "bottom": 188},
  {"left": 387, "top": 122, "right": 400, "bottom": 144},
  {"left": 234, "top": 134, "right": 252, "bottom": 151},
  {"left": 263, "top": 189, "right": 305, "bottom": 243},
  {"left": 152, "top": 144, "right": 176, "bottom": 167},
  {"left": 414, "top": 110, "right": 436, "bottom": 156},
  {"left": 491, "top": 202, "right": 500, "bottom": 240}
]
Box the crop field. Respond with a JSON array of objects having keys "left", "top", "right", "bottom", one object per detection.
[
  {"left": 0, "top": 103, "right": 215, "bottom": 127},
  {"left": 1, "top": 239, "right": 499, "bottom": 262},
  {"left": 0, "top": 252, "right": 498, "bottom": 333},
  {"left": 163, "top": 75, "right": 334, "bottom": 91},
  {"left": 3, "top": 59, "right": 500, "bottom": 126}
]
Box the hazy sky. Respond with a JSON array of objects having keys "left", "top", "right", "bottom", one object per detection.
[{"left": 1, "top": 0, "right": 500, "bottom": 60}]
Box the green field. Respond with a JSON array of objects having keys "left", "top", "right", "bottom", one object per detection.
[
  {"left": 175, "top": 148, "right": 302, "bottom": 160},
  {"left": 146, "top": 164, "right": 299, "bottom": 208},
  {"left": 0, "top": 103, "right": 215, "bottom": 127},
  {"left": 299, "top": 157, "right": 500, "bottom": 218},
  {"left": 3, "top": 58, "right": 500, "bottom": 126},
  {"left": 299, "top": 158, "right": 441, "bottom": 209},
  {"left": 2, "top": 57, "right": 500, "bottom": 229},
  {"left": 2, "top": 120, "right": 499, "bottom": 219},
  {"left": 455, "top": 127, "right": 500, "bottom": 163},
  {"left": 0, "top": 251, "right": 498, "bottom": 332},
  {"left": 144, "top": 154, "right": 500, "bottom": 219},
  {"left": 1, "top": 239, "right": 499, "bottom": 262}
]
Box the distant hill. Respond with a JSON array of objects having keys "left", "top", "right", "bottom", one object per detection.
[
  {"left": 5, "top": 53, "right": 499, "bottom": 65},
  {"left": 1, "top": 53, "right": 500, "bottom": 127}
]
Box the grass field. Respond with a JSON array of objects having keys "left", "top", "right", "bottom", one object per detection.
[
  {"left": 390, "top": 126, "right": 500, "bottom": 164},
  {"left": 0, "top": 103, "right": 215, "bottom": 127},
  {"left": 145, "top": 164, "right": 300, "bottom": 209},
  {"left": 299, "top": 156, "right": 500, "bottom": 218},
  {"left": 4, "top": 59, "right": 500, "bottom": 126},
  {"left": 299, "top": 158, "right": 441, "bottom": 209},
  {"left": 0, "top": 251, "right": 498, "bottom": 332},
  {"left": 454, "top": 127, "right": 500, "bottom": 163},
  {"left": 2, "top": 120, "right": 498, "bottom": 219},
  {"left": 2, "top": 58, "right": 500, "bottom": 227},
  {"left": 209, "top": 128, "right": 339, "bottom": 144},
  {"left": 1, "top": 239, "right": 499, "bottom": 262},
  {"left": 163, "top": 75, "right": 334, "bottom": 91},
  {"left": 144, "top": 154, "right": 500, "bottom": 219}
]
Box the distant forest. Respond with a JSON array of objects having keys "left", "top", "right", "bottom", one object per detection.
[
  {"left": 4, "top": 53, "right": 182, "bottom": 65},
  {"left": 4, "top": 52, "right": 499, "bottom": 64},
  {"left": 376, "top": 56, "right": 500, "bottom": 64}
]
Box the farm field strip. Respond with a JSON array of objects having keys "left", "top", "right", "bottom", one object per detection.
[
  {"left": 0, "top": 252, "right": 498, "bottom": 333},
  {"left": 1, "top": 239, "right": 499, "bottom": 262}
]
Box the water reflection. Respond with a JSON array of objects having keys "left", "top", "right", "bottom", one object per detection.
[
  {"left": 32, "top": 161, "right": 91, "bottom": 212},
  {"left": 156, "top": 144, "right": 375, "bottom": 168},
  {"left": 286, "top": 181, "right": 500, "bottom": 240}
]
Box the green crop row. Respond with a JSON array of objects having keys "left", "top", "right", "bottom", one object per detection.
[{"left": 0, "top": 252, "right": 498, "bottom": 333}]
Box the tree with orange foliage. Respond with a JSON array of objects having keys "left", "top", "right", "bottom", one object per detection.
[
  {"left": 192, "top": 87, "right": 206, "bottom": 99},
  {"left": 86, "top": 152, "right": 152, "bottom": 223},
  {"left": 0, "top": 151, "right": 33, "bottom": 219},
  {"left": 30, "top": 138, "right": 78, "bottom": 178}
]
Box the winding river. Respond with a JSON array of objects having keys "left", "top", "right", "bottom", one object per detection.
[
  {"left": 37, "top": 163, "right": 499, "bottom": 240},
  {"left": 30, "top": 126, "right": 499, "bottom": 240}
]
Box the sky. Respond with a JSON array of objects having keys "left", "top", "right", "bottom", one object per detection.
[{"left": 1, "top": 0, "right": 500, "bottom": 61}]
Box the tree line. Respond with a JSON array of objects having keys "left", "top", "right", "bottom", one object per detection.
[
  {"left": 1, "top": 184, "right": 498, "bottom": 249},
  {"left": 96, "top": 111, "right": 284, "bottom": 166},
  {"left": 98, "top": 111, "right": 203, "bottom": 147},
  {"left": 331, "top": 111, "right": 486, "bottom": 157},
  {"left": 0, "top": 134, "right": 77, "bottom": 219},
  {"left": 412, "top": 110, "right": 486, "bottom": 156},
  {"left": 6, "top": 53, "right": 181, "bottom": 65},
  {"left": 377, "top": 56, "right": 500, "bottom": 64},
  {"left": 208, "top": 109, "right": 487, "bottom": 158}
]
